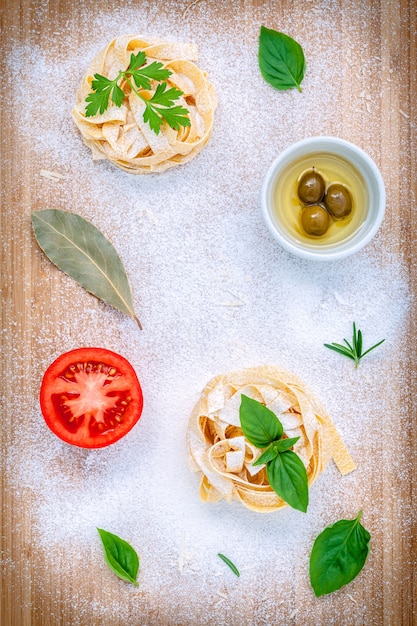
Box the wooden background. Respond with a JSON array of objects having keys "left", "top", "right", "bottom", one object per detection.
[{"left": 0, "top": 0, "right": 416, "bottom": 624}]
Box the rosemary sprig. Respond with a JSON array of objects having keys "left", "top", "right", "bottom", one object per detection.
[
  {"left": 324, "top": 322, "right": 385, "bottom": 368},
  {"left": 217, "top": 553, "right": 240, "bottom": 577}
]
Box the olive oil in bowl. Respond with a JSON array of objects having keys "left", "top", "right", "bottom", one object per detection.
[
  {"left": 273, "top": 152, "right": 369, "bottom": 249},
  {"left": 261, "top": 136, "right": 385, "bottom": 261}
]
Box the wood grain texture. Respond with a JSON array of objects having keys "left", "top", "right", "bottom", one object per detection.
[{"left": 0, "top": 0, "right": 416, "bottom": 625}]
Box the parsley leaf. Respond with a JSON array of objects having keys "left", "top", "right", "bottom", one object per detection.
[
  {"left": 84, "top": 50, "right": 190, "bottom": 135},
  {"left": 142, "top": 83, "right": 190, "bottom": 135},
  {"left": 132, "top": 61, "right": 171, "bottom": 88},
  {"left": 127, "top": 51, "right": 171, "bottom": 90},
  {"left": 147, "top": 82, "right": 184, "bottom": 107},
  {"left": 85, "top": 73, "right": 125, "bottom": 116},
  {"left": 127, "top": 50, "right": 147, "bottom": 71}
]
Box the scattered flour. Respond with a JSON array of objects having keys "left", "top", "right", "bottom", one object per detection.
[{"left": 1, "top": 0, "right": 414, "bottom": 624}]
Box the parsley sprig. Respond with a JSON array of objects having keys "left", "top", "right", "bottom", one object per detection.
[
  {"left": 324, "top": 322, "right": 385, "bottom": 368},
  {"left": 85, "top": 51, "right": 190, "bottom": 135}
]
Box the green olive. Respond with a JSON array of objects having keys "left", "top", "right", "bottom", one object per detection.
[
  {"left": 297, "top": 169, "right": 326, "bottom": 204},
  {"left": 300, "top": 204, "right": 330, "bottom": 237},
  {"left": 324, "top": 183, "right": 353, "bottom": 218}
]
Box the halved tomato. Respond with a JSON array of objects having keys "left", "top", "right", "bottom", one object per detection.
[{"left": 40, "top": 347, "right": 143, "bottom": 448}]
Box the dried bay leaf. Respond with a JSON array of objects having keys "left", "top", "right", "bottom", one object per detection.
[{"left": 32, "top": 209, "right": 142, "bottom": 329}]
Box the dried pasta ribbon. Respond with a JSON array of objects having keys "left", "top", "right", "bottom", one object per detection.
[
  {"left": 72, "top": 35, "right": 217, "bottom": 174},
  {"left": 187, "top": 366, "right": 356, "bottom": 513}
]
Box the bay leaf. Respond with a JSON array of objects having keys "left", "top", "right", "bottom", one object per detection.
[{"left": 32, "top": 209, "right": 141, "bottom": 329}]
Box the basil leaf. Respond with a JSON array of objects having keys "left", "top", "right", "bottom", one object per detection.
[
  {"left": 239, "top": 395, "right": 283, "bottom": 448},
  {"left": 252, "top": 442, "right": 279, "bottom": 466},
  {"left": 273, "top": 436, "right": 300, "bottom": 453},
  {"left": 97, "top": 528, "right": 139, "bottom": 586},
  {"left": 258, "top": 26, "right": 306, "bottom": 92},
  {"left": 253, "top": 436, "right": 300, "bottom": 466},
  {"left": 32, "top": 209, "right": 141, "bottom": 328},
  {"left": 266, "top": 450, "right": 308, "bottom": 512},
  {"left": 309, "top": 511, "right": 371, "bottom": 597}
]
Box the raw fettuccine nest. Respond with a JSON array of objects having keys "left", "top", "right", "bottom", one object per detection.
[
  {"left": 72, "top": 35, "right": 217, "bottom": 174},
  {"left": 187, "top": 366, "right": 356, "bottom": 513}
]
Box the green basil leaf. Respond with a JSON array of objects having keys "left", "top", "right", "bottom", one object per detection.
[
  {"left": 32, "top": 209, "right": 141, "bottom": 328},
  {"left": 258, "top": 26, "right": 306, "bottom": 92},
  {"left": 252, "top": 442, "right": 279, "bottom": 466},
  {"left": 309, "top": 511, "right": 371, "bottom": 597},
  {"left": 253, "top": 437, "right": 300, "bottom": 466},
  {"left": 266, "top": 450, "right": 308, "bottom": 512},
  {"left": 273, "top": 436, "right": 300, "bottom": 453},
  {"left": 239, "top": 395, "right": 283, "bottom": 448},
  {"left": 97, "top": 528, "right": 140, "bottom": 586}
]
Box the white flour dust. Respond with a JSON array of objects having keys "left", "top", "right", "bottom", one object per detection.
[{"left": 1, "top": 1, "right": 413, "bottom": 624}]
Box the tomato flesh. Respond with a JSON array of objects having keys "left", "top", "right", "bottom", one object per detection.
[{"left": 40, "top": 348, "right": 143, "bottom": 448}]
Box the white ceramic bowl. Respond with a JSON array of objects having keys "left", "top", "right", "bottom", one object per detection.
[{"left": 260, "top": 136, "right": 386, "bottom": 261}]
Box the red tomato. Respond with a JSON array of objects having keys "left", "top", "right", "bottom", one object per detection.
[{"left": 40, "top": 347, "right": 143, "bottom": 448}]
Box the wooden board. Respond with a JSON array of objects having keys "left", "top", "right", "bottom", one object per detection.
[{"left": 1, "top": 1, "right": 416, "bottom": 624}]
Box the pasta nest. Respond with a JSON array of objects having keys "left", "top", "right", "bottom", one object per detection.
[
  {"left": 187, "top": 366, "right": 356, "bottom": 513},
  {"left": 72, "top": 35, "right": 217, "bottom": 174}
]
